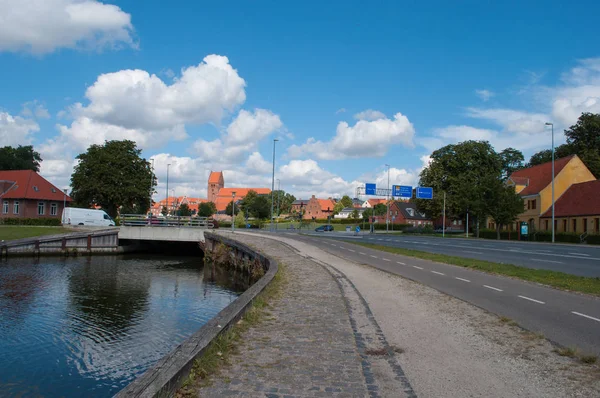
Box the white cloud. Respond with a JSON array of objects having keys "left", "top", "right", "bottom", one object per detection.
[
  {"left": 21, "top": 101, "right": 50, "bottom": 119},
  {"left": 278, "top": 159, "right": 360, "bottom": 199},
  {"left": 0, "top": 0, "right": 135, "bottom": 54},
  {"left": 354, "top": 109, "right": 386, "bottom": 121},
  {"left": 475, "top": 89, "right": 495, "bottom": 102},
  {"left": 245, "top": 152, "right": 272, "bottom": 174},
  {"left": 464, "top": 107, "right": 549, "bottom": 134},
  {"left": 193, "top": 108, "right": 282, "bottom": 163},
  {"left": 0, "top": 112, "right": 39, "bottom": 146},
  {"left": 288, "top": 112, "right": 415, "bottom": 160},
  {"left": 335, "top": 108, "right": 346, "bottom": 114}
]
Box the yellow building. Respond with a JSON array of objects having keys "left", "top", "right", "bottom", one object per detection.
[
  {"left": 539, "top": 180, "right": 600, "bottom": 234},
  {"left": 504, "top": 155, "right": 595, "bottom": 232}
]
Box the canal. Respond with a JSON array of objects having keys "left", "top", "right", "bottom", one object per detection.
[{"left": 0, "top": 254, "right": 242, "bottom": 397}]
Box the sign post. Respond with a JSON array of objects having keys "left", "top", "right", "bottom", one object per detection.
[{"left": 416, "top": 187, "right": 433, "bottom": 200}]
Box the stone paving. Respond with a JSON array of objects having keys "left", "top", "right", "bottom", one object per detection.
[{"left": 196, "top": 233, "right": 415, "bottom": 398}]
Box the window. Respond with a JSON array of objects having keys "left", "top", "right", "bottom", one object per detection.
[
  {"left": 572, "top": 219, "right": 577, "bottom": 233},
  {"left": 38, "top": 202, "right": 45, "bottom": 215},
  {"left": 531, "top": 200, "right": 536, "bottom": 210},
  {"left": 458, "top": 220, "right": 462, "bottom": 225},
  {"left": 33, "top": 186, "right": 39, "bottom": 192},
  {"left": 406, "top": 208, "right": 415, "bottom": 217},
  {"left": 563, "top": 219, "right": 567, "bottom": 232},
  {"left": 527, "top": 201, "right": 530, "bottom": 210},
  {"left": 583, "top": 218, "right": 588, "bottom": 233},
  {"left": 545, "top": 220, "right": 549, "bottom": 231},
  {"left": 50, "top": 203, "right": 57, "bottom": 216},
  {"left": 596, "top": 218, "right": 599, "bottom": 234},
  {"left": 13, "top": 201, "right": 19, "bottom": 214},
  {"left": 2, "top": 201, "right": 8, "bottom": 214}
]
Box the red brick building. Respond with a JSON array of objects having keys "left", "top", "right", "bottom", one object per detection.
[
  {"left": 372, "top": 201, "right": 433, "bottom": 226},
  {"left": 302, "top": 195, "right": 335, "bottom": 220},
  {"left": 207, "top": 171, "right": 225, "bottom": 203},
  {"left": 0, "top": 170, "right": 72, "bottom": 220}
]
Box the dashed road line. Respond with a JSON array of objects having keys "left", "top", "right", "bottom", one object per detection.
[
  {"left": 370, "top": 255, "right": 378, "bottom": 258},
  {"left": 463, "top": 251, "right": 483, "bottom": 254},
  {"left": 382, "top": 258, "right": 391, "bottom": 262},
  {"left": 455, "top": 277, "right": 471, "bottom": 282},
  {"left": 572, "top": 311, "right": 600, "bottom": 323},
  {"left": 531, "top": 259, "right": 564, "bottom": 264},
  {"left": 518, "top": 295, "right": 545, "bottom": 304},
  {"left": 348, "top": 249, "right": 356, "bottom": 252},
  {"left": 569, "top": 252, "right": 590, "bottom": 257},
  {"left": 483, "top": 285, "right": 503, "bottom": 292},
  {"left": 359, "top": 252, "right": 367, "bottom": 255},
  {"left": 397, "top": 261, "right": 406, "bottom": 265},
  {"left": 412, "top": 266, "right": 423, "bottom": 270},
  {"left": 431, "top": 271, "right": 445, "bottom": 276}
]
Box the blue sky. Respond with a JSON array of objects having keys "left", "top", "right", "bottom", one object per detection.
[{"left": 1, "top": 0, "right": 600, "bottom": 200}]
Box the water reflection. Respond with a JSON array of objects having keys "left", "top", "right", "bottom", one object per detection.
[{"left": 0, "top": 254, "right": 242, "bottom": 397}]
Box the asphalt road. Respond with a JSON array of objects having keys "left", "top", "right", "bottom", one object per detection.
[
  {"left": 260, "top": 231, "right": 600, "bottom": 356},
  {"left": 291, "top": 231, "right": 600, "bottom": 277}
]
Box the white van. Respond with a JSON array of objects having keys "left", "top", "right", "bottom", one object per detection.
[{"left": 62, "top": 207, "right": 116, "bottom": 227}]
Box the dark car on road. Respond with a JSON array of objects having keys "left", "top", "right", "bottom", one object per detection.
[{"left": 315, "top": 225, "right": 334, "bottom": 232}]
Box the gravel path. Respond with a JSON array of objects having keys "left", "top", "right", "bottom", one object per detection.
[{"left": 198, "top": 232, "right": 600, "bottom": 397}]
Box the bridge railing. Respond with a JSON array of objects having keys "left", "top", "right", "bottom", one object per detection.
[{"left": 120, "top": 214, "right": 214, "bottom": 228}]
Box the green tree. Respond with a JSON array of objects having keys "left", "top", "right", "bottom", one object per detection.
[
  {"left": 240, "top": 190, "right": 259, "bottom": 214},
  {"left": 225, "top": 200, "right": 239, "bottom": 217},
  {"left": 373, "top": 203, "right": 387, "bottom": 215},
  {"left": 277, "top": 192, "right": 296, "bottom": 214},
  {"left": 340, "top": 195, "right": 353, "bottom": 208},
  {"left": 486, "top": 183, "right": 524, "bottom": 239},
  {"left": 178, "top": 203, "right": 192, "bottom": 216},
  {"left": 250, "top": 196, "right": 270, "bottom": 219},
  {"left": 351, "top": 209, "right": 360, "bottom": 219},
  {"left": 564, "top": 112, "right": 600, "bottom": 177},
  {"left": 161, "top": 206, "right": 168, "bottom": 216},
  {"left": 235, "top": 211, "right": 246, "bottom": 227},
  {"left": 499, "top": 148, "right": 525, "bottom": 179},
  {"left": 333, "top": 202, "right": 344, "bottom": 215},
  {"left": 70, "top": 140, "right": 155, "bottom": 218},
  {"left": 527, "top": 144, "right": 573, "bottom": 167},
  {"left": 416, "top": 140, "right": 503, "bottom": 237},
  {"left": 0, "top": 145, "right": 42, "bottom": 172},
  {"left": 197, "top": 202, "right": 217, "bottom": 217}
]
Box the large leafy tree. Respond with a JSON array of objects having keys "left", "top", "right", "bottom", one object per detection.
[
  {"left": 416, "top": 140, "right": 503, "bottom": 236},
  {"left": 0, "top": 145, "right": 42, "bottom": 172},
  {"left": 486, "top": 183, "right": 524, "bottom": 239},
  {"left": 70, "top": 140, "right": 155, "bottom": 218},
  {"left": 333, "top": 202, "right": 344, "bottom": 215},
  {"left": 225, "top": 200, "right": 240, "bottom": 217},
  {"left": 340, "top": 195, "right": 353, "bottom": 208},
  {"left": 178, "top": 203, "right": 192, "bottom": 216},
  {"left": 499, "top": 148, "right": 525, "bottom": 179},
  {"left": 197, "top": 202, "right": 217, "bottom": 217},
  {"left": 276, "top": 192, "right": 296, "bottom": 214}
]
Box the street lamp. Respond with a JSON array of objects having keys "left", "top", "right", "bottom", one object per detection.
[
  {"left": 166, "top": 163, "right": 171, "bottom": 216},
  {"left": 276, "top": 179, "right": 281, "bottom": 217},
  {"left": 271, "top": 139, "right": 279, "bottom": 231},
  {"left": 232, "top": 191, "right": 236, "bottom": 233},
  {"left": 545, "top": 122, "right": 555, "bottom": 243},
  {"left": 385, "top": 164, "right": 390, "bottom": 233},
  {"left": 63, "top": 188, "right": 68, "bottom": 222}
]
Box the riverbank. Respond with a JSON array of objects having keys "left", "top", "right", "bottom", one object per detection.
[
  {"left": 0, "top": 225, "right": 71, "bottom": 240},
  {"left": 187, "top": 232, "right": 600, "bottom": 397}
]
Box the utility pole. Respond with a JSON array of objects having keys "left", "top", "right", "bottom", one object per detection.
[
  {"left": 545, "top": 122, "right": 555, "bottom": 243},
  {"left": 166, "top": 163, "right": 171, "bottom": 216},
  {"left": 466, "top": 209, "right": 469, "bottom": 238},
  {"left": 232, "top": 191, "right": 236, "bottom": 233},
  {"left": 386, "top": 164, "right": 390, "bottom": 233},
  {"left": 443, "top": 192, "right": 446, "bottom": 238},
  {"left": 276, "top": 179, "right": 281, "bottom": 217},
  {"left": 271, "top": 139, "right": 278, "bottom": 231}
]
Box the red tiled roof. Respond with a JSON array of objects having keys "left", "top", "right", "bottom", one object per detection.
[
  {"left": 208, "top": 171, "right": 223, "bottom": 184},
  {"left": 367, "top": 198, "right": 387, "bottom": 206},
  {"left": 540, "top": 180, "right": 600, "bottom": 218},
  {"left": 509, "top": 155, "right": 575, "bottom": 196},
  {"left": 214, "top": 188, "right": 271, "bottom": 211},
  {"left": 317, "top": 199, "right": 335, "bottom": 212},
  {"left": 0, "top": 170, "right": 72, "bottom": 201},
  {"left": 509, "top": 176, "right": 529, "bottom": 185}
]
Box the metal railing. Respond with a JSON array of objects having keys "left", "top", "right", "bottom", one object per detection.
[
  {"left": 580, "top": 232, "right": 588, "bottom": 244},
  {"left": 120, "top": 214, "right": 214, "bottom": 228}
]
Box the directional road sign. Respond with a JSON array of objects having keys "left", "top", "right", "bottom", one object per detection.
[
  {"left": 393, "top": 185, "right": 412, "bottom": 198},
  {"left": 365, "top": 183, "right": 376, "bottom": 195},
  {"left": 416, "top": 186, "right": 433, "bottom": 199}
]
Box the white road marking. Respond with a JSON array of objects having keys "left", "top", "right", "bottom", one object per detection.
[
  {"left": 359, "top": 252, "right": 367, "bottom": 255},
  {"left": 572, "top": 311, "right": 600, "bottom": 323},
  {"left": 531, "top": 259, "right": 564, "bottom": 264},
  {"left": 412, "top": 266, "right": 423, "bottom": 270},
  {"left": 348, "top": 249, "right": 356, "bottom": 252},
  {"left": 455, "top": 277, "right": 471, "bottom": 282},
  {"left": 483, "top": 285, "right": 503, "bottom": 292},
  {"left": 463, "top": 251, "right": 483, "bottom": 254},
  {"left": 518, "top": 295, "right": 545, "bottom": 304},
  {"left": 569, "top": 252, "right": 590, "bottom": 257},
  {"left": 397, "top": 261, "right": 406, "bottom": 265},
  {"left": 431, "top": 271, "right": 445, "bottom": 276},
  {"left": 377, "top": 239, "right": 384, "bottom": 241},
  {"left": 382, "top": 258, "right": 391, "bottom": 262},
  {"left": 331, "top": 244, "right": 338, "bottom": 247},
  {"left": 370, "top": 255, "right": 378, "bottom": 258}
]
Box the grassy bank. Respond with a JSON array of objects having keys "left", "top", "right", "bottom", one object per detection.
[
  {"left": 177, "top": 262, "right": 287, "bottom": 396},
  {"left": 352, "top": 242, "right": 600, "bottom": 296},
  {"left": 0, "top": 226, "right": 70, "bottom": 241},
  {"left": 264, "top": 222, "right": 363, "bottom": 232}
]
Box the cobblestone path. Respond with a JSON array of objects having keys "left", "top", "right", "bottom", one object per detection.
[{"left": 196, "top": 233, "right": 415, "bottom": 398}]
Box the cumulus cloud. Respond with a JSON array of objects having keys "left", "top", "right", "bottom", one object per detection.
[
  {"left": 354, "top": 109, "right": 386, "bottom": 121},
  {"left": 552, "top": 58, "right": 600, "bottom": 127},
  {"left": 21, "top": 101, "right": 50, "bottom": 119},
  {"left": 335, "top": 108, "right": 347, "bottom": 114},
  {"left": 288, "top": 112, "right": 415, "bottom": 160},
  {"left": 464, "top": 108, "right": 548, "bottom": 135},
  {"left": 0, "top": 112, "right": 39, "bottom": 146},
  {"left": 245, "top": 152, "right": 272, "bottom": 175},
  {"left": 0, "top": 0, "right": 135, "bottom": 54},
  {"left": 475, "top": 89, "right": 495, "bottom": 102}
]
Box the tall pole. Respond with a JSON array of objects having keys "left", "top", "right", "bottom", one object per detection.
[
  {"left": 271, "top": 139, "right": 278, "bottom": 231},
  {"left": 466, "top": 209, "right": 469, "bottom": 238},
  {"left": 546, "top": 122, "right": 555, "bottom": 243},
  {"left": 166, "top": 163, "right": 171, "bottom": 216},
  {"left": 232, "top": 191, "right": 236, "bottom": 233},
  {"left": 443, "top": 192, "right": 446, "bottom": 238},
  {"left": 386, "top": 164, "right": 390, "bottom": 233},
  {"left": 277, "top": 179, "right": 281, "bottom": 217},
  {"left": 150, "top": 158, "right": 155, "bottom": 214}
]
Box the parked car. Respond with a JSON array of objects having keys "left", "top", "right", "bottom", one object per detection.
[
  {"left": 315, "top": 225, "right": 334, "bottom": 232},
  {"left": 62, "top": 207, "right": 115, "bottom": 226}
]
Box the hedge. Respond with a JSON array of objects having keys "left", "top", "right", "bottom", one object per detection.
[
  {"left": 0, "top": 217, "right": 62, "bottom": 226},
  {"left": 478, "top": 229, "right": 520, "bottom": 241},
  {"left": 587, "top": 234, "right": 600, "bottom": 245},
  {"left": 479, "top": 228, "right": 594, "bottom": 244}
]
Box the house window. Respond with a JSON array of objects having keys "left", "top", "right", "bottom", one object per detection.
[
  {"left": 595, "top": 218, "right": 600, "bottom": 234},
  {"left": 572, "top": 219, "right": 577, "bottom": 233},
  {"left": 38, "top": 202, "right": 45, "bottom": 215},
  {"left": 2, "top": 201, "right": 8, "bottom": 214},
  {"left": 583, "top": 218, "right": 588, "bottom": 233},
  {"left": 527, "top": 201, "right": 530, "bottom": 210},
  {"left": 50, "top": 203, "right": 58, "bottom": 216},
  {"left": 563, "top": 219, "right": 567, "bottom": 232},
  {"left": 13, "top": 201, "right": 19, "bottom": 214},
  {"left": 458, "top": 220, "right": 462, "bottom": 225},
  {"left": 531, "top": 200, "right": 536, "bottom": 210},
  {"left": 545, "top": 220, "right": 549, "bottom": 231},
  {"left": 406, "top": 208, "right": 415, "bottom": 217}
]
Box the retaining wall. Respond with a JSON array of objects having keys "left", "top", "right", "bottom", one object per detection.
[{"left": 115, "top": 232, "right": 278, "bottom": 398}]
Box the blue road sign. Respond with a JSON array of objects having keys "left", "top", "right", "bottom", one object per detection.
[
  {"left": 393, "top": 185, "right": 412, "bottom": 198},
  {"left": 365, "top": 183, "right": 376, "bottom": 195},
  {"left": 416, "top": 186, "right": 433, "bottom": 199}
]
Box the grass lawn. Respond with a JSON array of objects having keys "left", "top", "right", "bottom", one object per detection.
[
  {"left": 352, "top": 242, "right": 600, "bottom": 297},
  {"left": 265, "top": 222, "right": 364, "bottom": 232},
  {"left": 0, "top": 226, "right": 70, "bottom": 241}
]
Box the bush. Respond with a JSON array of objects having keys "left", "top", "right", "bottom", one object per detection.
[
  {"left": 587, "top": 234, "right": 600, "bottom": 245},
  {"left": 0, "top": 217, "right": 62, "bottom": 226},
  {"left": 479, "top": 228, "right": 520, "bottom": 240}
]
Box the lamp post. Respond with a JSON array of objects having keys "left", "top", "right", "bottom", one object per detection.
[
  {"left": 276, "top": 179, "right": 281, "bottom": 217},
  {"left": 442, "top": 191, "right": 446, "bottom": 238},
  {"left": 545, "top": 122, "right": 555, "bottom": 243},
  {"left": 385, "top": 164, "right": 390, "bottom": 233},
  {"left": 63, "top": 188, "right": 67, "bottom": 222},
  {"left": 271, "top": 139, "right": 279, "bottom": 231},
  {"left": 232, "top": 191, "right": 236, "bottom": 233},
  {"left": 150, "top": 158, "right": 155, "bottom": 212},
  {"left": 166, "top": 163, "right": 171, "bottom": 216}
]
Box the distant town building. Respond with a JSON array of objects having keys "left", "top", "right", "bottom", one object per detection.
[
  {"left": 363, "top": 198, "right": 387, "bottom": 208},
  {"left": 302, "top": 195, "right": 335, "bottom": 220},
  {"left": 207, "top": 171, "right": 224, "bottom": 203},
  {"left": 372, "top": 201, "right": 433, "bottom": 226},
  {"left": 334, "top": 207, "right": 365, "bottom": 219},
  {"left": 0, "top": 170, "right": 72, "bottom": 219}
]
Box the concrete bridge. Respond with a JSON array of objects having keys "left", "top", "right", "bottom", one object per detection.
[{"left": 118, "top": 214, "right": 213, "bottom": 243}]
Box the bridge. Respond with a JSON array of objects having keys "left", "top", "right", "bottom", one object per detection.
[{"left": 118, "top": 214, "right": 214, "bottom": 243}]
